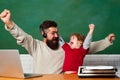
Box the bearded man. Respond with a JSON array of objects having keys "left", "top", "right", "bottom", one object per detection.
[{"left": 0, "top": 9, "right": 115, "bottom": 74}]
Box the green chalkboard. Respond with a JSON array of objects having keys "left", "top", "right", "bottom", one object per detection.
[{"left": 0, "top": 0, "right": 120, "bottom": 54}]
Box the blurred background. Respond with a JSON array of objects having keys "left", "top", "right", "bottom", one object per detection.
[{"left": 0, "top": 0, "right": 120, "bottom": 54}]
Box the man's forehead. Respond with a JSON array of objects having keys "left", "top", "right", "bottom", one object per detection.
[{"left": 47, "top": 27, "right": 58, "bottom": 32}]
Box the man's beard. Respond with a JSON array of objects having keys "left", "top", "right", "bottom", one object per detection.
[{"left": 46, "top": 37, "right": 59, "bottom": 50}]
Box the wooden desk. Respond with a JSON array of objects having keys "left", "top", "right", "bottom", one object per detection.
[{"left": 0, "top": 74, "right": 119, "bottom": 80}]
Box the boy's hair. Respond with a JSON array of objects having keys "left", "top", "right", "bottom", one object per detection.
[
  {"left": 70, "top": 33, "right": 85, "bottom": 42},
  {"left": 39, "top": 20, "right": 57, "bottom": 32}
]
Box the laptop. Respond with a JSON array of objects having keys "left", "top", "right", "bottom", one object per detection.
[{"left": 0, "top": 49, "right": 42, "bottom": 78}]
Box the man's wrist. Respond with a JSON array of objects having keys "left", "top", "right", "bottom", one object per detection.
[{"left": 5, "top": 20, "right": 14, "bottom": 29}]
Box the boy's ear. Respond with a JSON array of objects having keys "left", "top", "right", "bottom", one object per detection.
[{"left": 79, "top": 41, "right": 83, "bottom": 44}]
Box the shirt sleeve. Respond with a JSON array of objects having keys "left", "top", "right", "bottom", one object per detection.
[
  {"left": 59, "top": 36, "right": 65, "bottom": 46},
  {"left": 88, "top": 37, "right": 112, "bottom": 54},
  {"left": 83, "top": 33, "right": 92, "bottom": 50},
  {"left": 5, "top": 22, "right": 38, "bottom": 55}
]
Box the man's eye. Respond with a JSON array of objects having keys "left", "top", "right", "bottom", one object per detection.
[{"left": 52, "top": 33, "right": 55, "bottom": 34}]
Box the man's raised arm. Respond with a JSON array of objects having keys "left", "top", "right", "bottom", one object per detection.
[
  {"left": 0, "top": 9, "right": 14, "bottom": 29},
  {"left": 88, "top": 33, "right": 115, "bottom": 54}
]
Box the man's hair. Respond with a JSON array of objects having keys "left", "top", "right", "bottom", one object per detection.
[
  {"left": 39, "top": 20, "right": 57, "bottom": 32},
  {"left": 70, "top": 33, "right": 85, "bottom": 42}
]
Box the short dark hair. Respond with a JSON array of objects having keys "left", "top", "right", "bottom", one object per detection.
[{"left": 39, "top": 20, "right": 57, "bottom": 32}]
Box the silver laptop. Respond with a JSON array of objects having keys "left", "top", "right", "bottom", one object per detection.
[{"left": 0, "top": 49, "right": 42, "bottom": 78}]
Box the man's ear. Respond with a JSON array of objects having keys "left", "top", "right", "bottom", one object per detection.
[
  {"left": 41, "top": 31, "right": 44, "bottom": 35},
  {"left": 41, "top": 31, "right": 47, "bottom": 38}
]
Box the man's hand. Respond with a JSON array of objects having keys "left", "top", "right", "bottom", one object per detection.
[
  {"left": 107, "top": 33, "right": 115, "bottom": 43},
  {"left": 0, "top": 9, "right": 13, "bottom": 29}
]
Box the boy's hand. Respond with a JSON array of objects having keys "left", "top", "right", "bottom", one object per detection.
[
  {"left": 88, "top": 24, "right": 95, "bottom": 35},
  {"left": 89, "top": 24, "right": 95, "bottom": 30}
]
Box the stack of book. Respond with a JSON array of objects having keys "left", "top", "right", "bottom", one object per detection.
[{"left": 78, "top": 66, "right": 117, "bottom": 77}]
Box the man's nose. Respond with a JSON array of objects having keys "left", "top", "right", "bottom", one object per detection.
[{"left": 54, "top": 33, "right": 58, "bottom": 37}]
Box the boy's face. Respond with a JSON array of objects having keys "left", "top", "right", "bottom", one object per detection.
[{"left": 69, "top": 36, "right": 82, "bottom": 49}]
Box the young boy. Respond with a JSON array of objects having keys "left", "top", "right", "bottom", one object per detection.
[{"left": 62, "top": 24, "right": 95, "bottom": 74}]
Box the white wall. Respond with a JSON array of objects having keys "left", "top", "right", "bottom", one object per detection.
[
  {"left": 83, "top": 54, "right": 120, "bottom": 77},
  {"left": 20, "top": 54, "right": 33, "bottom": 73},
  {"left": 20, "top": 54, "right": 120, "bottom": 76}
]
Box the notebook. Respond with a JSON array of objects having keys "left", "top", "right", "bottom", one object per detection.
[
  {"left": 0, "top": 49, "right": 42, "bottom": 78},
  {"left": 78, "top": 66, "right": 117, "bottom": 77}
]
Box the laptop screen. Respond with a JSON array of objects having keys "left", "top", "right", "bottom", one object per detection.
[{"left": 0, "top": 49, "right": 24, "bottom": 78}]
